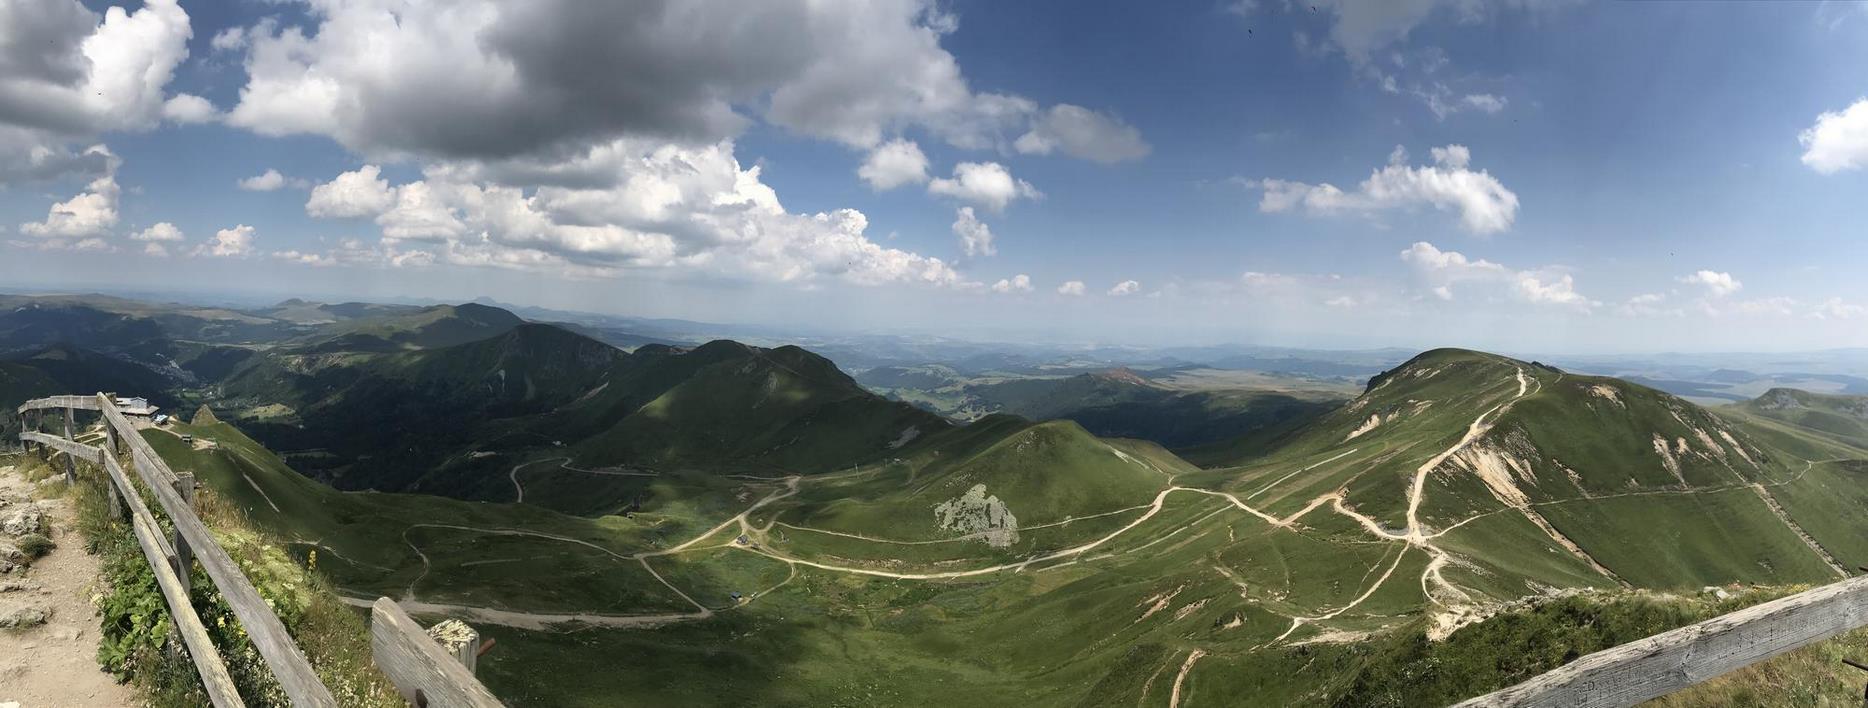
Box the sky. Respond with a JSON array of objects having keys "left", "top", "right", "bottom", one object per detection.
[{"left": 4, "top": 0, "right": 1868, "bottom": 353}]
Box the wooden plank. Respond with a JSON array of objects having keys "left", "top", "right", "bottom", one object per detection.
[
  {"left": 173, "top": 472, "right": 196, "bottom": 595},
  {"left": 61, "top": 406, "right": 75, "bottom": 484},
  {"left": 17, "top": 424, "right": 238, "bottom": 705},
  {"left": 131, "top": 509, "right": 248, "bottom": 708},
  {"left": 100, "top": 448, "right": 175, "bottom": 561},
  {"left": 371, "top": 598, "right": 504, "bottom": 708},
  {"left": 16, "top": 395, "right": 101, "bottom": 413},
  {"left": 19, "top": 431, "right": 100, "bottom": 460},
  {"left": 1456, "top": 574, "right": 1868, "bottom": 707},
  {"left": 96, "top": 394, "right": 339, "bottom": 708}
]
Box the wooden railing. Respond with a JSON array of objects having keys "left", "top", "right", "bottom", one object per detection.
[
  {"left": 1457, "top": 574, "right": 1868, "bottom": 707},
  {"left": 17, "top": 393, "right": 501, "bottom": 708}
]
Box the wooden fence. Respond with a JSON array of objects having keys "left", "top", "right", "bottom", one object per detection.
[
  {"left": 16, "top": 394, "right": 501, "bottom": 707},
  {"left": 1456, "top": 574, "right": 1868, "bottom": 706}
]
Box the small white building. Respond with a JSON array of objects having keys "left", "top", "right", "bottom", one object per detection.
[{"left": 114, "top": 396, "right": 159, "bottom": 416}]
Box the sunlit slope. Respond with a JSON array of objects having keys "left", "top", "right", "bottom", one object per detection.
[
  {"left": 133, "top": 347, "right": 1868, "bottom": 707},
  {"left": 143, "top": 419, "right": 780, "bottom": 615},
  {"left": 757, "top": 416, "right": 1177, "bottom": 566},
  {"left": 1737, "top": 387, "right": 1868, "bottom": 449},
  {"left": 1213, "top": 348, "right": 1842, "bottom": 598}
]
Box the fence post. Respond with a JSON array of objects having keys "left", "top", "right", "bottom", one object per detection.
[
  {"left": 106, "top": 459, "right": 125, "bottom": 519},
  {"left": 61, "top": 406, "right": 76, "bottom": 484},
  {"left": 428, "top": 620, "right": 481, "bottom": 674},
  {"left": 101, "top": 424, "right": 125, "bottom": 519},
  {"left": 173, "top": 472, "right": 196, "bottom": 595},
  {"left": 370, "top": 599, "right": 503, "bottom": 707}
]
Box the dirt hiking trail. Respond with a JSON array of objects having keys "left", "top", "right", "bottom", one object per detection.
[{"left": 0, "top": 458, "right": 138, "bottom": 708}]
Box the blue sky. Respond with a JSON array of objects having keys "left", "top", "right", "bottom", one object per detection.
[{"left": 5, "top": 0, "right": 1868, "bottom": 353}]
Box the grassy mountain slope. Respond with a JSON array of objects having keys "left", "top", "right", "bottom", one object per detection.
[
  {"left": 863, "top": 366, "right": 1342, "bottom": 453},
  {"left": 221, "top": 323, "right": 624, "bottom": 490},
  {"left": 75, "top": 339, "right": 1868, "bottom": 707},
  {"left": 1739, "top": 387, "right": 1868, "bottom": 449},
  {"left": 564, "top": 341, "right": 949, "bottom": 476},
  {"left": 210, "top": 327, "right": 949, "bottom": 500},
  {"left": 296, "top": 303, "right": 524, "bottom": 352}
]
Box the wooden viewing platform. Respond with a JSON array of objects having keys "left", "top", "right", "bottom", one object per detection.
[{"left": 17, "top": 393, "right": 501, "bottom": 708}]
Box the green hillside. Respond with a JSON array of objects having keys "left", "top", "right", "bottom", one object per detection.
[
  {"left": 1739, "top": 387, "right": 1868, "bottom": 449},
  {"left": 296, "top": 303, "right": 524, "bottom": 352},
  {"left": 204, "top": 326, "right": 949, "bottom": 500},
  {"left": 862, "top": 366, "right": 1342, "bottom": 453},
  {"left": 78, "top": 343, "right": 1868, "bottom": 707},
  {"left": 567, "top": 341, "right": 948, "bottom": 477}
]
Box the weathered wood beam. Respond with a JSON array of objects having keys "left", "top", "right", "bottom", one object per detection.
[
  {"left": 15, "top": 395, "right": 102, "bottom": 414},
  {"left": 97, "top": 394, "right": 338, "bottom": 707},
  {"left": 61, "top": 406, "right": 75, "bottom": 484},
  {"left": 1456, "top": 574, "right": 1868, "bottom": 707},
  {"left": 371, "top": 598, "right": 503, "bottom": 708},
  {"left": 131, "top": 505, "right": 247, "bottom": 708}
]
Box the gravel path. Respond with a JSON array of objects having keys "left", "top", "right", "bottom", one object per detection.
[{"left": 0, "top": 460, "right": 139, "bottom": 707}]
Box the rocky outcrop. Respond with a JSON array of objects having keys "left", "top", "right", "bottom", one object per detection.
[{"left": 0, "top": 600, "right": 49, "bottom": 628}]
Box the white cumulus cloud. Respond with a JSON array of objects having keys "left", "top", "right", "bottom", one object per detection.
[
  {"left": 1401, "top": 241, "right": 1595, "bottom": 308},
  {"left": 1108, "top": 279, "right": 1142, "bottom": 296},
  {"left": 1676, "top": 270, "right": 1742, "bottom": 297},
  {"left": 1252, "top": 144, "right": 1519, "bottom": 234},
  {"left": 0, "top": 0, "right": 195, "bottom": 185},
  {"left": 1800, "top": 98, "right": 1868, "bottom": 174},
  {"left": 952, "top": 207, "right": 995, "bottom": 257},
  {"left": 293, "top": 140, "right": 969, "bottom": 288},
  {"left": 221, "top": 0, "right": 1139, "bottom": 164},
  {"left": 19, "top": 145, "right": 120, "bottom": 241},
  {"left": 161, "top": 94, "right": 217, "bottom": 124},
  {"left": 857, "top": 139, "right": 930, "bottom": 190},
  {"left": 991, "top": 274, "right": 1033, "bottom": 293},
  {"left": 307, "top": 165, "right": 397, "bottom": 217},
  {"left": 131, "top": 222, "right": 183, "bottom": 242},
  {"left": 1057, "top": 280, "right": 1086, "bottom": 296},
  {"left": 238, "top": 168, "right": 298, "bottom": 191},
  {"left": 1014, "top": 104, "right": 1150, "bottom": 163},
  {"left": 194, "top": 224, "right": 256, "bottom": 258},
  {"left": 928, "top": 161, "right": 1040, "bottom": 212}
]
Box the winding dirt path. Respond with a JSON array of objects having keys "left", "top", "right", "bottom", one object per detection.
[
  {"left": 1168, "top": 648, "right": 1207, "bottom": 708},
  {"left": 510, "top": 456, "right": 659, "bottom": 503}
]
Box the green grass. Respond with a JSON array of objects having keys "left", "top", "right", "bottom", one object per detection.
[
  {"left": 1765, "top": 460, "right": 1868, "bottom": 571},
  {"left": 1537, "top": 488, "right": 1837, "bottom": 588},
  {"left": 147, "top": 421, "right": 759, "bottom": 614},
  {"left": 78, "top": 344, "right": 1868, "bottom": 707},
  {"left": 21, "top": 451, "right": 401, "bottom": 707}
]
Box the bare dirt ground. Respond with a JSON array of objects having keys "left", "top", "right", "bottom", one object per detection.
[{"left": 0, "top": 459, "right": 139, "bottom": 707}]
